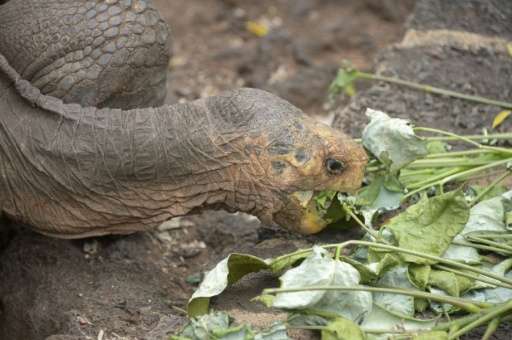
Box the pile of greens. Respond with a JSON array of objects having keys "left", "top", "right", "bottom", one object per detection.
[{"left": 173, "top": 110, "right": 511, "bottom": 340}]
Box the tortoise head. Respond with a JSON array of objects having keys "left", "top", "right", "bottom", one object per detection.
[{"left": 215, "top": 89, "right": 368, "bottom": 234}]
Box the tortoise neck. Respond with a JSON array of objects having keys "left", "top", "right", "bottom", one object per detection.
[{"left": 0, "top": 54, "right": 267, "bottom": 238}]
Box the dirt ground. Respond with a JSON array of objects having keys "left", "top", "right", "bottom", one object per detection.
[{"left": 8, "top": 0, "right": 510, "bottom": 339}]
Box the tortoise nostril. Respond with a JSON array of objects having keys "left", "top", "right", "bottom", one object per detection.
[{"left": 325, "top": 158, "right": 345, "bottom": 174}]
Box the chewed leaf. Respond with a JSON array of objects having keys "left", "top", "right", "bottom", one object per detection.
[
  {"left": 321, "top": 318, "right": 365, "bottom": 340},
  {"left": 272, "top": 247, "right": 372, "bottom": 322},
  {"left": 362, "top": 109, "right": 428, "bottom": 173},
  {"left": 385, "top": 191, "right": 469, "bottom": 264},
  {"left": 492, "top": 110, "right": 511, "bottom": 128},
  {"left": 358, "top": 176, "right": 403, "bottom": 226},
  {"left": 187, "top": 254, "right": 269, "bottom": 317}
]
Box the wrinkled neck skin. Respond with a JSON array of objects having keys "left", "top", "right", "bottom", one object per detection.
[{"left": 0, "top": 55, "right": 284, "bottom": 238}]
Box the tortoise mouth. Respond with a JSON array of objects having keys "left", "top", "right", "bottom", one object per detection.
[{"left": 277, "top": 189, "right": 354, "bottom": 235}]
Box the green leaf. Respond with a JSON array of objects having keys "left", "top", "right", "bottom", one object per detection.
[
  {"left": 269, "top": 251, "right": 310, "bottom": 275},
  {"left": 408, "top": 264, "right": 431, "bottom": 290},
  {"left": 329, "top": 68, "right": 359, "bottom": 98},
  {"left": 362, "top": 109, "right": 428, "bottom": 173},
  {"left": 272, "top": 247, "right": 372, "bottom": 322},
  {"left": 428, "top": 270, "right": 473, "bottom": 297},
  {"left": 385, "top": 191, "right": 469, "bottom": 264},
  {"left": 187, "top": 254, "right": 269, "bottom": 317},
  {"left": 321, "top": 318, "right": 365, "bottom": 340},
  {"left": 412, "top": 331, "right": 448, "bottom": 340}
]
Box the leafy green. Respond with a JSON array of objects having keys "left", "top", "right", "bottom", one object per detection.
[
  {"left": 428, "top": 270, "right": 473, "bottom": 297},
  {"left": 188, "top": 254, "right": 269, "bottom": 317},
  {"left": 444, "top": 191, "right": 511, "bottom": 263},
  {"left": 321, "top": 318, "right": 365, "bottom": 340},
  {"left": 173, "top": 312, "right": 289, "bottom": 340},
  {"left": 272, "top": 247, "right": 372, "bottom": 322},
  {"left": 361, "top": 304, "right": 437, "bottom": 333},
  {"left": 408, "top": 264, "right": 431, "bottom": 290},
  {"left": 357, "top": 176, "right": 403, "bottom": 226},
  {"left": 385, "top": 191, "right": 469, "bottom": 264},
  {"left": 362, "top": 109, "right": 428, "bottom": 173},
  {"left": 329, "top": 67, "right": 359, "bottom": 98},
  {"left": 374, "top": 265, "right": 416, "bottom": 316}
]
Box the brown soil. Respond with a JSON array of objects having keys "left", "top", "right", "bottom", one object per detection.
[{"left": 0, "top": 1, "right": 414, "bottom": 339}]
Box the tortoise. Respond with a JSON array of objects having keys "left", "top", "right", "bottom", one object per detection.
[{"left": 0, "top": 0, "right": 367, "bottom": 238}]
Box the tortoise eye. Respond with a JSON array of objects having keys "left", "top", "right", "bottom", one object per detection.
[{"left": 325, "top": 158, "right": 345, "bottom": 175}]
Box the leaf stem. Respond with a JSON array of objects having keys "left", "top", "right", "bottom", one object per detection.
[
  {"left": 264, "top": 285, "right": 482, "bottom": 313},
  {"left": 402, "top": 158, "right": 512, "bottom": 200},
  {"left": 414, "top": 127, "right": 512, "bottom": 155},
  {"left": 433, "top": 265, "right": 512, "bottom": 289},
  {"left": 452, "top": 240, "right": 512, "bottom": 255},
  {"left": 482, "top": 317, "right": 501, "bottom": 340},
  {"left": 355, "top": 71, "right": 512, "bottom": 110},
  {"left": 270, "top": 241, "right": 512, "bottom": 288},
  {"left": 420, "top": 133, "right": 512, "bottom": 142},
  {"left": 342, "top": 204, "right": 381, "bottom": 241},
  {"left": 470, "top": 170, "right": 512, "bottom": 206},
  {"left": 465, "top": 235, "right": 512, "bottom": 253},
  {"left": 448, "top": 300, "right": 512, "bottom": 339}
]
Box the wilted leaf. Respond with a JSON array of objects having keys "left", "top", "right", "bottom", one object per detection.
[
  {"left": 444, "top": 192, "right": 510, "bottom": 263},
  {"left": 464, "top": 264, "right": 512, "bottom": 304},
  {"left": 374, "top": 265, "right": 416, "bottom": 317},
  {"left": 358, "top": 176, "right": 403, "bottom": 226},
  {"left": 362, "top": 304, "right": 437, "bottom": 333},
  {"left": 385, "top": 191, "right": 469, "bottom": 264},
  {"left": 287, "top": 313, "right": 329, "bottom": 327},
  {"left": 362, "top": 109, "right": 428, "bottom": 173},
  {"left": 172, "top": 311, "right": 230, "bottom": 340},
  {"left": 492, "top": 110, "right": 511, "bottom": 128},
  {"left": 188, "top": 254, "right": 269, "bottom": 317},
  {"left": 321, "top": 318, "right": 365, "bottom": 340},
  {"left": 408, "top": 264, "right": 431, "bottom": 290},
  {"left": 174, "top": 312, "right": 289, "bottom": 340},
  {"left": 428, "top": 270, "right": 473, "bottom": 297},
  {"left": 272, "top": 247, "right": 372, "bottom": 322}
]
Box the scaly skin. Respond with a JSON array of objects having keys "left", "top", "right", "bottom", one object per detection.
[
  {"left": 0, "top": 0, "right": 170, "bottom": 109},
  {"left": 0, "top": 0, "right": 367, "bottom": 238}
]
